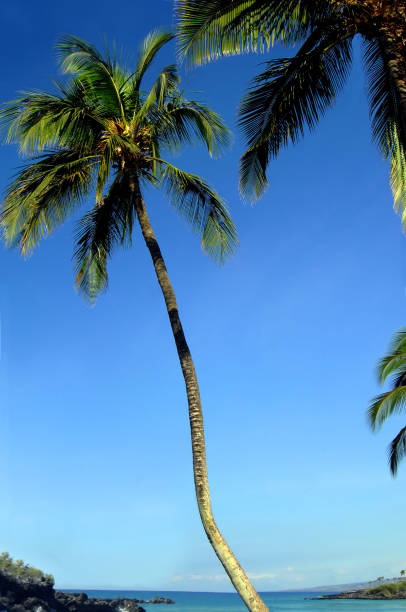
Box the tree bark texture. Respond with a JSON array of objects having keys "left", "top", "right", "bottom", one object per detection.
[{"left": 133, "top": 190, "right": 268, "bottom": 612}]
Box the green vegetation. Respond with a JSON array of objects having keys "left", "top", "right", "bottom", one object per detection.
[
  {"left": 368, "top": 328, "right": 406, "bottom": 474},
  {"left": 366, "top": 580, "right": 406, "bottom": 597},
  {"left": 0, "top": 553, "right": 54, "bottom": 584}
]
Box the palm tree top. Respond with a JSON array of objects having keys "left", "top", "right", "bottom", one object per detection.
[
  {"left": 176, "top": 1, "right": 403, "bottom": 65},
  {"left": 176, "top": 1, "right": 350, "bottom": 66},
  {"left": 0, "top": 31, "right": 237, "bottom": 300},
  {"left": 176, "top": 1, "right": 406, "bottom": 220}
]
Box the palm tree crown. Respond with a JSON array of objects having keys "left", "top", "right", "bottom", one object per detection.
[
  {"left": 369, "top": 328, "right": 406, "bottom": 475},
  {"left": 1, "top": 30, "right": 237, "bottom": 298},
  {"left": 0, "top": 33, "right": 271, "bottom": 612},
  {"left": 176, "top": 0, "right": 406, "bottom": 214}
]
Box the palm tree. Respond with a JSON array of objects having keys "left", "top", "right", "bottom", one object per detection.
[
  {"left": 0, "top": 32, "right": 267, "bottom": 612},
  {"left": 176, "top": 0, "right": 406, "bottom": 213},
  {"left": 368, "top": 328, "right": 406, "bottom": 475}
]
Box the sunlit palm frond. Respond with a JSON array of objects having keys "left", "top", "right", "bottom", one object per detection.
[
  {"left": 0, "top": 81, "right": 103, "bottom": 154},
  {"left": 1, "top": 31, "right": 233, "bottom": 301},
  {"left": 363, "top": 38, "right": 406, "bottom": 225},
  {"left": 56, "top": 34, "right": 126, "bottom": 120},
  {"left": 156, "top": 99, "right": 231, "bottom": 157},
  {"left": 136, "top": 65, "right": 180, "bottom": 120},
  {"left": 388, "top": 426, "right": 406, "bottom": 475},
  {"left": 133, "top": 30, "right": 175, "bottom": 93},
  {"left": 368, "top": 386, "right": 406, "bottom": 431},
  {"left": 160, "top": 160, "right": 237, "bottom": 261},
  {"left": 239, "top": 28, "right": 352, "bottom": 200},
  {"left": 74, "top": 173, "right": 134, "bottom": 300},
  {"left": 176, "top": 0, "right": 332, "bottom": 66},
  {"left": 370, "top": 329, "right": 406, "bottom": 475},
  {"left": 1, "top": 150, "right": 96, "bottom": 254},
  {"left": 390, "top": 127, "right": 406, "bottom": 225},
  {"left": 376, "top": 328, "right": 406, "bottom": 384}
]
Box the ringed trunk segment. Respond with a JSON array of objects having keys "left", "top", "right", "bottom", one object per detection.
[{"left": 133, "top": 190, "right": 268, "bottom": 612}]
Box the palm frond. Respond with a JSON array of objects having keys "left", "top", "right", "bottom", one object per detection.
[
  {"left": 154, "top": 98, "right": 231, "bottom": 157},
  {"left": 389, "top": 124, "right": 406, "bottom": 224},
  {"left": 136, "top": 65, "right": 180, "bottom": 120},
  {"left": 160, "top": 160, "right": 237, "bottom": 261},
  {"left": 56, "top": 35, "right": 126, "bottom": 121},
  {"left": 363, "top": 38, "right": 406, "bottom": 225},
  {"left": 239, "top": 27, "right": 352, "bottom": 200},
  {"left": 1, "top": 150, "right": 96, "bottom": 253},
  {"left": 388, "top": 426, "right": 406, "bottom": 475},
  {"left": 176, "top": 0, "right": 332, "bottom": 66},
  {"left": 0, "top": 81, "right": 103, "bottom": 154},
  {"left": 363, "top": 38, "right": 395, "bottom": 155},
  {"left": 74, "top": 173, "right": 134, "bottom": 300},
  {"left": 133, "top": 30, "right": 175, "bottom": 93},
  {"left": 376, "top": 328, "right": 406, "bottom": 383},
  {"left": 368, "top": 386, "right": 406, "bottom": 431}
]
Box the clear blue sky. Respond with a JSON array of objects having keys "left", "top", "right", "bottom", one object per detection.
[{"left": 1, "top": 0, "right": 406, "bottom": 593}]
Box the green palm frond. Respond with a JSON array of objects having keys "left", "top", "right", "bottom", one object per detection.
[
  {"left": 74, "top": 173, "right": 134, "bottom": 300},
  {"left": 1, "top": 150, "right": 96, "bottom": 253},
  {"left": 363, "top": 38, "right": 395, "bottom": 155},
  {"left": 1, "top": 32, "right": 233, "bottom": 300},
  {"left": 160, "top": 160, "right": 237, "bottom": 261},
  {"left": 56, "top": 35, "right": 126, "bottom": 121},
  {"left": 364, "top": 38, "right": 406, "bottom": 225},
  {"left": 133, "top": 30, "right": 175, "bottom": 93},
  {"left": 368, "top": 386, "right": 406, "bottom": 431},
  {"left": 376, "top": 328, "right": 406, "bottom": 384},
  {"left": 388, "top": 426, "right": 406, "bottom": 475},
  {"left": 239, "top": 28, "right": 352, "bottom": 199},
  {"left": 0, "top": 81, "right": 102, "bottom": 154},
  {"left": 389, "top": 125, "right": 406, "bottom": 224},
  {"left": 176, "top": 0, "right": 332, "bottom": 66},
  {"left": 155, "top": 99, "right": 231, "bottom": 157},
  {"left": 137, "top": 65, "right": 180, "bottom": 120},
  {"left": 370, "top": 328, "right": 406, "bottom": 475}
]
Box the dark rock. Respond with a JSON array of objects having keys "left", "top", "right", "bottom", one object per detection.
[
  {"left": 0, "top": 568, "right": 148, "bottom": 612},
  {"left": 0, "top": 563, "right": 176, "bottom": 611}
]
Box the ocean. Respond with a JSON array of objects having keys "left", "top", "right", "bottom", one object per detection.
[{"left": 67, "top": 590, "right": 406, "bottom": 612}]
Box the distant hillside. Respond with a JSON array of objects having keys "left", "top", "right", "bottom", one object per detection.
[
  {"left": 287, "top": 577, "right": 406, "bottom": 593},
  {"left": 310, "top": 580, "right": 406, "bottom": 600}
]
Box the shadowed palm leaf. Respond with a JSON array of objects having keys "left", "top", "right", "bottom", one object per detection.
[{"left": 239, "top": 27, "right": 353, "bottom": 198}]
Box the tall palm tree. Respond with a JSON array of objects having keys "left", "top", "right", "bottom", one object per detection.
[
  {"left": 369, "top": 327, "right": 406, "bottom": 475},
  {"left": 176, "top": 0, "right": 406, "bottom": 213},
  {"left": 0, "top": 32, "right": 267, "bottom": 612}
]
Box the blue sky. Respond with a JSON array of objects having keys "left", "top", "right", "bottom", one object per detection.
[{"left": 1, "top": 0, "right": 406, "bottom": 593}]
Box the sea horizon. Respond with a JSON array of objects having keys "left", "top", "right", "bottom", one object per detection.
[{"left": 54, "top": 589, "right": 406, "bottom": 612}]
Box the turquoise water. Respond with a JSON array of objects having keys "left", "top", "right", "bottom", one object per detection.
[{"left": 67, "top": 590, "right": 406, "bottom": 612}]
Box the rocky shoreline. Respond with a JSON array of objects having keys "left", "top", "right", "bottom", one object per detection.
[
  {"left": 0, "top": 569, "right": 174, "bottom": 612},
  {"left": 308, "top": 589, "right": 406, "bottom": 600}
]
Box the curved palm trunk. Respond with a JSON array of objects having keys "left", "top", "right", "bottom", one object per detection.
[{"left": 133, "top": 191, "right": 268, "bottom": 612}]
